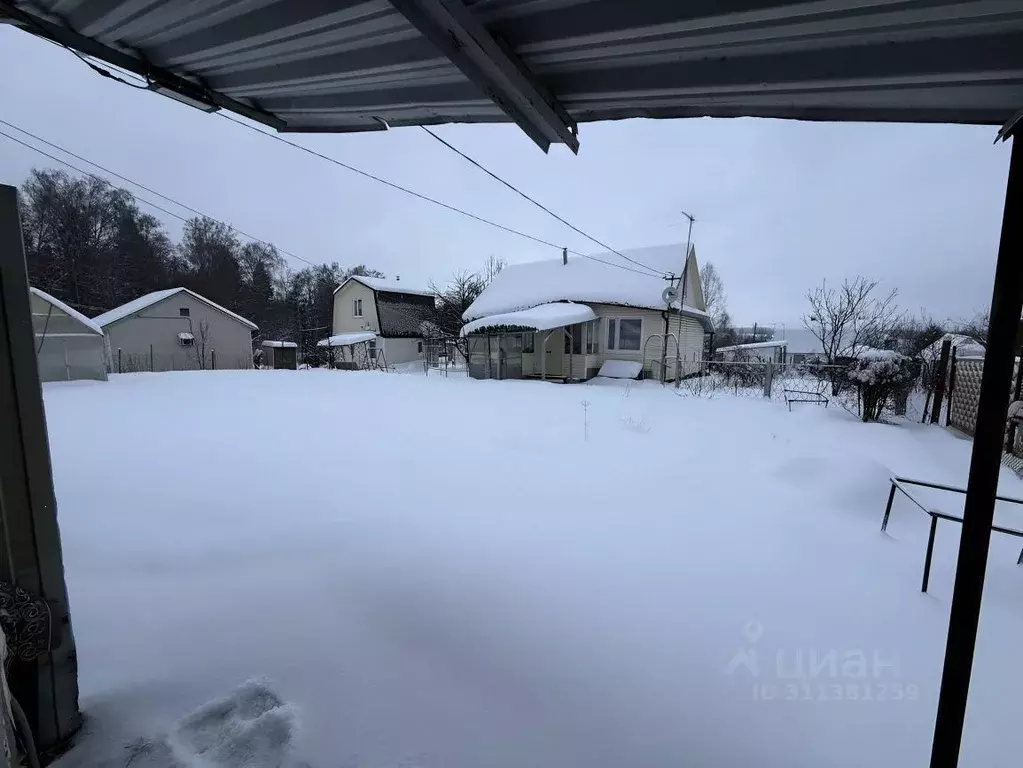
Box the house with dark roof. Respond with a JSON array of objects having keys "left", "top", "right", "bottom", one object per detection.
[{"left": 330, "top": 276, "right": 436, "bottom": 367}]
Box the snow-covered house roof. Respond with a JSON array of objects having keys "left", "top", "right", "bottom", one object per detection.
[
  {"left": 462, "top": 302, "right": 598, "bottom": 335},
  {"left": 333, "top": 275, "right": 434, "bottom": 297},
  {"left": 772, "top": 329, "right": 827, "bottom": 356},
  {"left": 716, "top": 339, "right": 787, "bottom": 353},
  {"left": 463, "top": 246, "right": 710, "bottom": 330},
  {"left": 317, "top": 331, "right": 377, "bottom": 347},
  {"left": 30, "top": 287, "right": 103, "bottom": 335},
  {"left": 262, "top": 340, "right": 298, "bottom": 348},
  {"left": 93, "top": 288, "right": 258, "bottom": 330},
  {"left": 923, "top": 333, "right": 985, "bottom": 359}
]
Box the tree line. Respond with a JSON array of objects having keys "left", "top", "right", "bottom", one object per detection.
[{"left": 17, "top": 167, "right": 384, "bottom": 362}]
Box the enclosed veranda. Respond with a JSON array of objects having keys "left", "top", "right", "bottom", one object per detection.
[{"left": 463, "top": 302, "right": 599, "bottom": 382}]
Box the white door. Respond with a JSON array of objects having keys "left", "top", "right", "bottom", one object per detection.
[{"left": 541, "top": 330, "right": 563, "bottom": 377}]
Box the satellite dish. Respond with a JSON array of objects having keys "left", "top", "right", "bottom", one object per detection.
[{"left": 662, "top": 286, "right": 679, "bottom": 305}]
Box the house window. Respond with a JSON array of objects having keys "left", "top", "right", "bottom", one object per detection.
[
  {"left": 522, "top": 333, "right": 534, "bottom": 353},
  {"left": 353, "top": 298, "right": 363, "bottom": 317},
  {"left": 178, "top": 332, "right": 195, "bottom": 347},
  {"left": 417, "top": 341, "right": 423, "bottom": 354},
  {"left": 564, "top": 324, "right": 582, "bottom": 354},
  {"left": 607, "top": 317, "right": 642, "bottom": 351},
  {"left": 584, "top": 319, "right": 600, "bottom": 354},
  {"left": 179, "top": 307, "right": 190, "bottom": 317},
  {"left": 367, "top": 338, "right": 376, "bottom": 359}
]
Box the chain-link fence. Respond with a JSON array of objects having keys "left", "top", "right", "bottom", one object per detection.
[
  {"left": 114, "top": 348, "right": 253, "bottom": 373},
  {"left": 672, "top": 357, "right": 928, "bottom": 421},
  {"left": 423, "top": 335, "right": 469, "bottom": 377}
]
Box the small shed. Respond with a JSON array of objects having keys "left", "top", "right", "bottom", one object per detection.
[
  {"left": 261, "top": 340, "right": 297, "bottom": 370},
  {"left": 30, "top": 287, "right": 107, "bottom": 382}
]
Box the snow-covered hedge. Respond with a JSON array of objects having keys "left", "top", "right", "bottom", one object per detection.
[{"left": 846, "top": 351, "right": 913, "bottom": 421}]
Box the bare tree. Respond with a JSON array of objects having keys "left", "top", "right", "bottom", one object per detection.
[
  {"left": 700, "top": 262, "right": 728, "bottom": 324},
  {"left": 193, "top": 319, "right": 212, "bottom": 370},
  {"left": 955, "top": 310, "right": 990, "bottom": 345},
  {"left": 429, "top": 271, "right": 485, "bottom": 336},
  {"left": 481, "top": 254, "right": 506, "bottom": 286},
  {"left": 802, "top": 277, "right": 903, "bottom": 394}
]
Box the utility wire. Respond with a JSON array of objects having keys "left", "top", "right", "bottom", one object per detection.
[
  {"left": 420, "top": 125, "right": 663, "bottom": 276},
  {"left": 0, "top": 123, "right": 323, "bottom": 269},
  {"left": 13, "top": 7, "right": 150, "bottom": 91},
  {"left": 18, "top": 21, "right": 670, "bottom": 279},
  {"left": 217, "top": 113, "right": 662, "bottom": 278}
]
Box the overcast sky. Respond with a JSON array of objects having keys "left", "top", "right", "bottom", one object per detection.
[{"left": 0, "top": 25, "right": 1012, "bottom": 327}]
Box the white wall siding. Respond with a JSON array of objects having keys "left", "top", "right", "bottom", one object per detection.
[
  {"left": 332, "top": 282, "right": 380, "bottom": 335},
  {"left": 583, "top": 304, "right": 706, "bottom": 380},
  {"left": 381, "top": 337, "right": 424, "bottom": 366}
]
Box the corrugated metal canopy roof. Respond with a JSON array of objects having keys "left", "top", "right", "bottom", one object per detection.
[{"left": 3, "top": 0, "right": 1023, "bottom": 152}]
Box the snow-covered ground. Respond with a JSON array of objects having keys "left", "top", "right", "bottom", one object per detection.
[{"left": 44, "top": 371, "right": 1022, "bottom": 768}]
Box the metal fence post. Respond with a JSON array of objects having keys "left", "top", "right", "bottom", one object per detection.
[
  {"left": 149, "top": 343, "right": 154, "bottom": 372},
  {"left": 117, "top": 347, "right": 122, "bottom": 374},
  {"left": 0, "top": 184, "right": 82, "bottom": 752},
  {"left": 212, "top": 348, "right": 217, "bottom": 370}
]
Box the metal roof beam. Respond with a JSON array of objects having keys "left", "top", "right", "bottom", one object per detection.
[
  {"left": 0, "top": 1, "right": 286, "bottom": 131},
  {"left": 386, "top": 0, "right": 578, "bottom": 153}
]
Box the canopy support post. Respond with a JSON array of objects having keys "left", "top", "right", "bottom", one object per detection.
[{"left": 929, "top": 134, "right": 1023, "bottom": 768}]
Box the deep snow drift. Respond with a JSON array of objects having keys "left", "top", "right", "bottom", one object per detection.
[{"left": 43, "top": 370, "right": 1023, "bottom": 768}]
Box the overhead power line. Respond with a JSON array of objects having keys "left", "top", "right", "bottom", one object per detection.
[
  {"left": 216, "top": 113, "right": 662, "bottom": 278},
  {"left": 0, "top": 121, "right": 322, "bottom": 269},
  {"left": 20, "top": 32, "right": 673, "bottom": 280},
  {"left": 420, "top": 126, "right": 664, "bottom": 277}
]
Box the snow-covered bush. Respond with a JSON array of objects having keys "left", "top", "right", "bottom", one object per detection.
[{"left": 846, "top": 350, "right": 913, "bottom": 422}]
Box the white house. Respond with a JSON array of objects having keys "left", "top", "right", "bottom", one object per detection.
[
  {"left": 923, "top": 333, "right": 985, "bottom": 361},
  {"left": 719, "top": 329, "right": 827, "bottom": 365},
  {"left": 717, "top": 339, "right": 788, "bottom": 363},
  {"left": 461, "top": 245, "right": 712, "bottom": 382},
  {"left": 93, "top": 288, "right": 257, "bottom": 372},
  {"left": 330, "top": 276, "right": 436, "bottom": 366},
  {"left": 30, "top": 287, "right": 107, "bottom": 382}
]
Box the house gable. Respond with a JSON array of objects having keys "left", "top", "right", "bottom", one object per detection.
[
  {"left": 682, "top": 246, "right": 706, "bottom": 311},
  {"left": 333, "top": 280, "right": 380, "bottom": 335}
]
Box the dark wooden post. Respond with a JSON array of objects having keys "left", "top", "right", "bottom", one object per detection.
[
  {"left": 930, "top": 339, "right": 952, "bottom": 424},
  {"left": 0, "top": 185, "right": 81, "bottom": 753},
  {"left": 930, "top": 135, "right": 1023, "bottom": 768}
]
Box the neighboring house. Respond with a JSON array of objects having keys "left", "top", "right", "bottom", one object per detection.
[
  {"left": 923, "top": 333, "right": 985, "bottom": 361},
  {"left": 93, "top": 288, "right": 257, "bottom": 372},
  {"left": 720, "top": 329, "right": 833, "bottom": 365},
  {"left": 460, "top": 245, "right": 713, "bottom": 382},
  {"left": 30, "top": 287, "right": 107, "bottom": 382},
  {"left": 331, "top": 276, "right": 435, "bottom": 366},
  {"left": 717, "top": 339, "right": 788, "bottom": 363}
]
